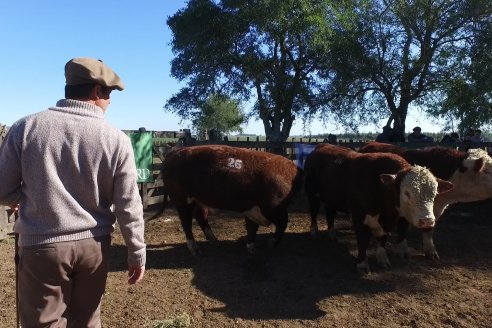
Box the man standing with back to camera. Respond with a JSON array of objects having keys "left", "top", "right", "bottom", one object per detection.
[{"left": 0, "top": 57, "right": 146, "bottom": 327}]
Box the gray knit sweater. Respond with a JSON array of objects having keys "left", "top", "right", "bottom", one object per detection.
[{"left": 0, "top": 99, "right": 145, "bottom": 267}]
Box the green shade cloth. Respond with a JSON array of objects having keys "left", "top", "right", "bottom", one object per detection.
[{"left": 129, "top": 132, "right": 154, "bottom": 183}]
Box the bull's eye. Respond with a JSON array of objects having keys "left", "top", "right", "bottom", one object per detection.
[{"left": 404, "top": 190, "right": 411, "bottom": 198}]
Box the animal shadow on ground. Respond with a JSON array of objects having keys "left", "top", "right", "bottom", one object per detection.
[
  {"left": 109, "top": 214, "right": 477, "bottom": 321},
  {"left": 108, "top": 199, "right": 492, "bottom": 321}
]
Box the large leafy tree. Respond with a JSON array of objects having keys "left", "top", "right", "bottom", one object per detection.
[
  {"left": 324, "top": 0, "right": 492, "bottom": 136},
  {"left": 431, "top": 17, "right": 492, "bottom": 132},
  {"left": 193, "top": 94, "right": 245, "bottom": 138},
  {"left": 165, "top": 0, "right": 335, "bottom": 141}
]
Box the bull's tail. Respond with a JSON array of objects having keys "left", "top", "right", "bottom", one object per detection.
[{"left": 146, "top": 190, "right": 170, "bottom": 221}]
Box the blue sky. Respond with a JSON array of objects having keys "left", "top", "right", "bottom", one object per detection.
[{"left": 0, "top": 0, "right": 439, "bottom": 136}]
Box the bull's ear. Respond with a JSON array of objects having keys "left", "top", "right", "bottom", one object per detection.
[
  {"left": 380, "top": 174, "right": 396, "bottom": 185},
  {"left": 473, "top": 158, "right": 485, "bottom": 172},
  {"left": 463, "top": 157, "right": 485, "bottom": 173},
  {"left": 436, "top": 178, "right": 454, "bottom": 194}
]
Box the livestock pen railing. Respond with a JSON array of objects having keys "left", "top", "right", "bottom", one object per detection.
[
  {"left": 139, "top": 132, "right": 492, "bottom": 210},
  {"left": 1, "top": 127, "right": 491, "bottom": 220},
  {"left": 141, "top": 137, "right": 340, "bottom": 210}
]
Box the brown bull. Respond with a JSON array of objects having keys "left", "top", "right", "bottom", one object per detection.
[
  {"left": 359, "top": 141, "right": 492, "bottom": 259},
  {"left": 162, "top": 145, "right": 303, "bottom": 255},
  {"left": 304, "top": 144, "right": 453, "bottom": 273}
]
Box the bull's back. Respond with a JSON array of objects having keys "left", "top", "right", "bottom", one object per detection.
[
  {"left": 348, "top": 153, "right": 408, "bottom": 189},
  {"left": 359, "top": 141, "right": 404, "bottom": 154},
  {"left": 307, "top": 150, "right": 408, "bottom": 215},
  {"left": 400, "top": 147, "right": 467, "bottom": 180},
  {"left": 304, "top": 144, "right": 357, "bottom": 205},
  {"left": 360, "top": 142, "right": 467, "bottom": 180},
  {"left": 163, "top": 145, "right": 300, "bottom": 211}
]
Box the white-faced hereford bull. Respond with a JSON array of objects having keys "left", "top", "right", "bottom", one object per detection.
[
  {"left": 161, "top": 145, "right": 303, "bottom": 255},
  {"left": 304, "top": 144, "right": 453, "bottom": 273},
  {"left": 359, "top": 141, "right": 492, "bottom": 259}
]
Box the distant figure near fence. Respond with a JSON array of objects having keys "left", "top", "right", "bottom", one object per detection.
[
  {"left": 375, "top": 126, "right": 392, "bottom": 142},
  {"left": 441, "top": 132, "right": 460, "bottom": 143},
  {"left": 471, "top": 129, "right": 486, "bottom": 142},
  {"left": 407, "top": 126, "right": 433, "bottom": 143}
]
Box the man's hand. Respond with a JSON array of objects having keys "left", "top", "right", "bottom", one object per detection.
[{"left": 128, "top": 265, "right": 145, "bottom": 284}]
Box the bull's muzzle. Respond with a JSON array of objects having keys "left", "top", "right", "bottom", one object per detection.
[{"left": 418, "top": 217, "right": 435, "bottom": 229}]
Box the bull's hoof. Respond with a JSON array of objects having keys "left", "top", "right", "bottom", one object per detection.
[
  {"left": 246, "top": 242, "right": 256, "bottom": 254},
  {"left": 267, "top": 235, "right": 282, "bottom": 250},
  {"left": 203, "top": 228, "right": 218, "bottom": 242},
  {"left": 424, "top": 250, "right": 440, "bottom": 260},
  {"left": 310, "top": 225, "right": 319, "bottom": 238},
  {"left": 376, "top": 245, "right": 391, "bottom": 269},
  {"left": 423, "top": 243, "right": 440, "bottom": 260},
  {"left": 398, "top": 239, "right": 410, "bottom": 259},
  {"left": 186, "top": 240, "right": 201, "bottom": 256},
  {"left": 205, "top": 235, "right": 218, "bottom": 243},
  {"left": 327, "top": 229, "right": 337, "bottom": 242},
  {"left": 356, "top": 258, "right": 371, "bottom": 275}
]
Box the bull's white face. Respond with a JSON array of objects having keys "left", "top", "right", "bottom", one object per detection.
[
  {"left": 398, "top": 165, "right": 439, "bottom": 229},
  {"left": 453, "top": 149, "right": 492, "bottom": 201}
]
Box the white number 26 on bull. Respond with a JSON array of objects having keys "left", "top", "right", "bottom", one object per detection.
[{"left": 227, "top": 158, "right": 243, "bottom": 169}]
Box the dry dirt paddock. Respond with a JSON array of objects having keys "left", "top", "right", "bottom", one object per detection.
[{"left": 1, "top": 197, "right": 491, "bottom": 328}]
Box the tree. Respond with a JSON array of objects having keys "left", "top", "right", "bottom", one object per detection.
[
  {"left": 193, "top": 94, "right": 245, "bottom": 139},
  {"left": 165, "top": 0, "right": 335, "bottom": 141},
  {"left": 323, "top": 0, "right": 492, "bottom": 135},
  {"left": 431, "top": 17, "right": 492, "bottom": 133}
]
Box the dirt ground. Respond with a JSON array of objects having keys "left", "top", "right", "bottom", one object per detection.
[{"left": 1, "top": 196, "right": 491, "bottom": 328}]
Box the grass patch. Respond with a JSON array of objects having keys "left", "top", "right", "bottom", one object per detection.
[
  {"left": 0, "top": 235, "right": 15, "bottom": 245},
  {"left": 146, "top": 313, "right": 191, "bottom": 328}
]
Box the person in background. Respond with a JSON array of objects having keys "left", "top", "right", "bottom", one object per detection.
[
  {"left": 390, "top": 126, "right": 406, "bottom": 142},
  {"left": 327, "top": 133, "right": 338, "bottom": 144},
  {"left": 441, "top": 132, "right": 460, "bottom": 143},
  {"left": 463, "top": 128, "right": 475, "bottom": 142},
  {"left": 407, "top": 126, "right": 433, "bottom": 142},
  {"left": 471, "top": 129, "right": 485, "bottom": 142},
  {"left": 376, "top": 125, "right": 393, "bottom": 142},
  {"left": 0, "top": 57, "right": 146, "bottom": 327}
]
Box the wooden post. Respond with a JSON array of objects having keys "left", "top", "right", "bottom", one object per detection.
[
  {"left": 141, "top": 183, "right": 149, "bottom": 210},
  {"left": 0, "top": 206, "right": 14, "bottom": 240}
]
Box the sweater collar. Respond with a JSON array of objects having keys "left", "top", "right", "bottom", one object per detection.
[{"left": 50, "top": 99, "right": 105, "bottom": 118}]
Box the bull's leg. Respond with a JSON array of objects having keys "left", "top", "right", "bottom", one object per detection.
[
  {"left": 307, "top": 194, "right": 321, "bottom": 237},
  {"left": 270, "top": 209, "right": 288, "bottom": 248},
  {"left": 244, "top": 218, "right": 259, "bottom": 254},
  {"left": 396, "top": 217, "right": 410, "bottom": 259},
  {"left": 325, "top": 206, "right": 337, "bottom": 241},
  {"left": 193, "top": 205, "right": 217, "bottom": 242},
  {"left": 422, "top": 228, "right": 439, "bottom": 260},
  {"left": 354, "top": 223, "right": 372, "bottom": 274},
  {"left": 177, "top": 204, "right": 200, "bottom": 255},
  {"left": 363, "top": 214, "right": 391, "bottom": 269},
  {"left": 375, "top": 234, "right": 391, "bottom": 269}
]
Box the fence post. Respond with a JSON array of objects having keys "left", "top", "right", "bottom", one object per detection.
[{"left": 141, "top": 183, "right": 149, "bottom": 210}]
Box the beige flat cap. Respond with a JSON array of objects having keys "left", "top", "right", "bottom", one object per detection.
[{"left": 65, "top": 57, "right": 125, "bottom": 91}]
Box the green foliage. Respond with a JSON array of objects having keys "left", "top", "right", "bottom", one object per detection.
[
  {"left": 165, "top": 0, "right": 492, "bottom": 139},
  {"left": 166, "top": 0, "right": 336, "bottom": 141},
  {"left": 325, "top": 0, "right": 492, "bottom": 133},
  {"left": 431, "top": 17, "right": 492, "bottom": 133},
  {"left": 193, "top": 94, "right": 245, "bottom": 136}
]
